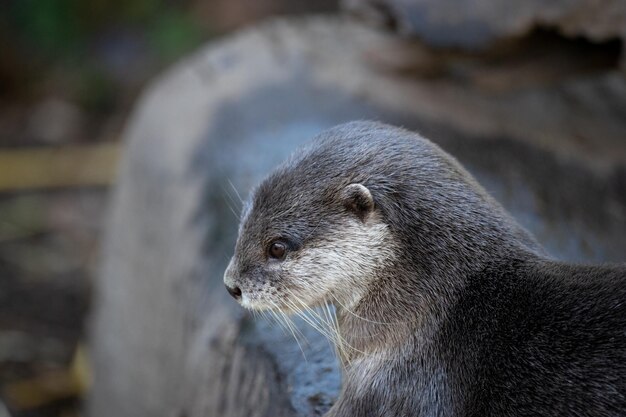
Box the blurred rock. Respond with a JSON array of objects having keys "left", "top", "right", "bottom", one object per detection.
[
  {"left": 89, "top": 15, "right": 626, "bottom": 417},
  {"left": 343, "top": 0, "right": 626, "bottom": 65},
  {"left": 0, "top": 400, "right": 10, "bottom": 417},
  {"left": 26, "top": 99, "right": 84, "bottom": 145},
  {"left": 0, "top": 331, "right": 67, "bottom": 366}
]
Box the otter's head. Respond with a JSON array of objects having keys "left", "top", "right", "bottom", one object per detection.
[
  {"left": 222, "top": 124, "right": 410, "bottom": 313},
  {"left": 223, "top": 168, "right": 397, "bottom": 311}
]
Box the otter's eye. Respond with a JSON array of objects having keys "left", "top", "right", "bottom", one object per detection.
[{"left": 268, "top": 241, "right": 287, "bottom": 260}]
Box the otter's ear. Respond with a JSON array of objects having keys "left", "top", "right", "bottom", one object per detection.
[{"left": 341, "top": 183, "right": 374, "bottom": 221}]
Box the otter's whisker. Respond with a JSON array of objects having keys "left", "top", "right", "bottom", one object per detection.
[
  {"left": 324, "top": 301, "right": 341, "bottom": 347},
  {"left": 271, "top": 301, "right": 309, "bottom": 344},
  {"left": 330, "top": 293, "right": 399, "bottom": 326},
  {"left": 283, "top": 298, "right": 330, "bottom": 338},
  {"left": 267, "top": 304, "right": 290, "bottom": 333},
  {"left": 283, "top": 290, "right": 335, "bottom": 341},
  {"left": 320, "top": 301, "right": 344, "bottom": 358},
  {"left": 268, "top": 300, "right": 308, "bottom": 360},
  {"left": 258, "top": 309, "right": 277, "bottom": 329},
  {"left": 283, "top": 289, "right": 354, "bottom": 360},
  {"left": 226, "top": 178, "right": 244, "bottom": 204},
  {"left": 220, "top": 185, "right": 242, "bottom": 221}
]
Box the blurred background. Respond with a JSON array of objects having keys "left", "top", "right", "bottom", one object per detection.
[
  {"left": 0, "top": 2, "right": 337, "bottom": 416},
  {"left": 0, "top": 1, "right": 624, "bottom": 417}
]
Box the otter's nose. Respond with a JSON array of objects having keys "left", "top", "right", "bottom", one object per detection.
[{"left": 225, "top": 284, "right": 242, "bottom": 300}]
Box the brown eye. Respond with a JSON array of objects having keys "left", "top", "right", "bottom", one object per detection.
[{"left": 269, "top": 241, "right": 287, "bottom": 260}]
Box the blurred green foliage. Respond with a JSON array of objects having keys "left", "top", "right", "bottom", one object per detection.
[
  {"left": 74, "top": 66, "right": 117, "bottom": 114},
  {"left": 147, "top": 10, "right": 204, "bottom": 61},
  {"left": 10, "top": 0, "right": 83, "bottom": 56},
  {"left": 1, "top": 0, "right": 206, "bottom": 107},
  {"left": 6, "top": 0, "right": 204, "bottom": 59}
]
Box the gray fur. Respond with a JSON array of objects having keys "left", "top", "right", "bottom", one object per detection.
[{"left": 225, "top": 121, "right": 626, "bottom": 416}]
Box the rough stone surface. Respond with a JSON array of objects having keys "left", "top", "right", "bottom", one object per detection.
[
  {"left": 88, "top": 16, "right": 626, "bottom": 417},
  {"left": 343, "top": 0, "right": 626, "bottom": 49}
]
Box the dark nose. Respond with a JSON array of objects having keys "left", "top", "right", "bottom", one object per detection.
[{"left": 225, "top": 284, "right": 242, "bottom": 300}]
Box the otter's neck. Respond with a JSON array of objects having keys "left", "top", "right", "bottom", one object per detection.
[{"left": 335, "top": 213, "right": 542, "bottom": 364}]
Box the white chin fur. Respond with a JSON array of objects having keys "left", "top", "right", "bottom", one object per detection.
[
  {"left": 241, "top": 293, "right": 284, "bottom": 311},
  {"left": 283, "top": 215, "right": 396, "bottom": 311},
  {"left": 241, "top": 294, "right": 266, "bottom": 310}
]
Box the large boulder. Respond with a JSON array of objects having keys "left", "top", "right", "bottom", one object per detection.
[
  {"left": 88, "top": 16, "right": 626, "bottom": 417},
  {"left": 343, "top": 0, "right": 626, "bottom": 48}
]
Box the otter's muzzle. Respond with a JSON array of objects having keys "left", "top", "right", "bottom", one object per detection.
[
  {"left": 223, "top": 258, "right": 242, "bottom": 300},
  {"left": 225, "top": 284, "right": 242, "bottom": 300}
]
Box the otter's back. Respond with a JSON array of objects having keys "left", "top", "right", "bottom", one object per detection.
[{"left": 442, "top": 259, "right": 626, "bottom": 416}]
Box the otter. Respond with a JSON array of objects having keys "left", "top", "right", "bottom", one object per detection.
[{"left": 223, "top": 121, "right": 626, "bottom": 417}]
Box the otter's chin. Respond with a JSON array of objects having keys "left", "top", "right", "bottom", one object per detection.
[
  {"left": 242, "top": 290, "right": 328, "bottom": 314},
  {"left": 239, "top": 291, "right": 291, "bottom": 312},
  {"left": 239, "top": 294, "right": 275, "bottom": 311}
]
